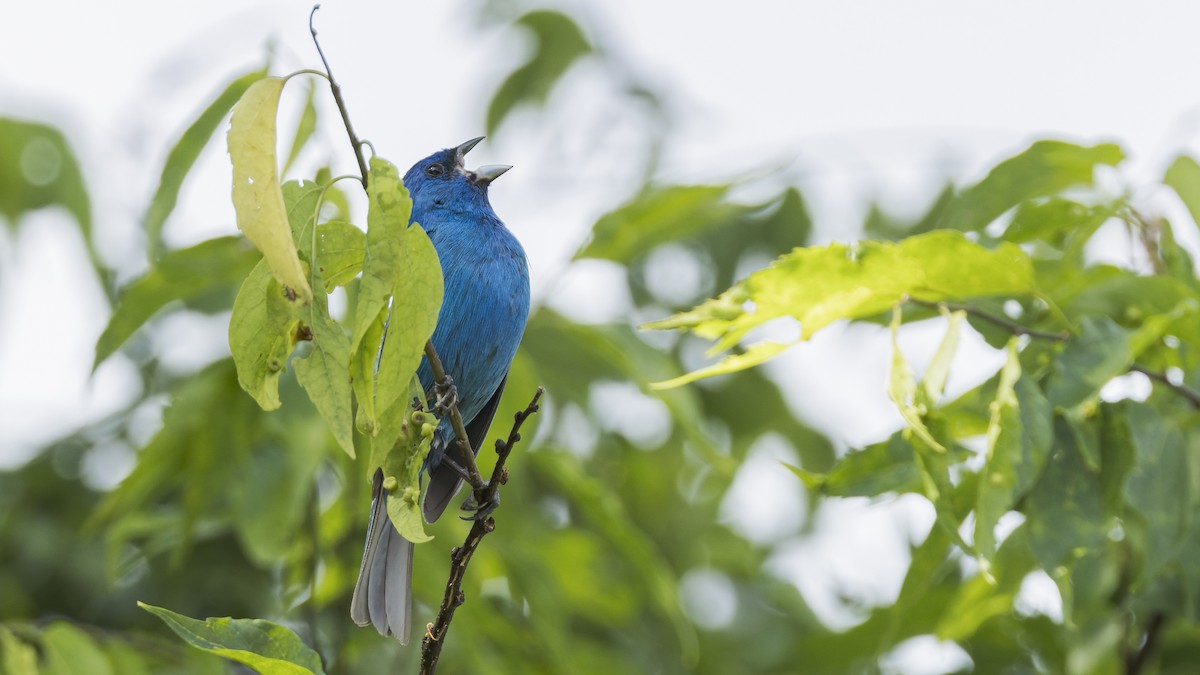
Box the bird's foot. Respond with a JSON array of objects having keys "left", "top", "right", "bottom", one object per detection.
[
  {"left": 460, "top": 488, "right": 500, "bottom": 521},
  {"left": 433, "top": 376, "right": 458, "bottom": 417}
]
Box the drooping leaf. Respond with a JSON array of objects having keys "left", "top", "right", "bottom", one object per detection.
[
  {"left": 938, "top": 140, "right": 1125, "bottom": 232},
  {"left": 95, "top": 236, "right": 259, "bottom": 368},
  {"left": 486, "top": 10, "right": 592, "bottom": 134},
  {"left": 888, "top": 306, "right": 947, "bottom": 453},
  {"left": 228, "top": 76, "right": 312, "bottom": 303},
  {"left": 145, "top": 66, "right": 267, "bottom": 259},
  {"left": 647, "top": 229, "right": 1035, "bottom": 387},
  {"left": 139, "top": 602, "right": 325, "bottom": 675},
  {"left": 975, "top": 340, "right": 1052, "bottom": 561},
  {"left": 0, "top": 626, "right": 37, "bottom": 675}
]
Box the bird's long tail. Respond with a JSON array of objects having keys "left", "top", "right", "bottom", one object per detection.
[{"left": 350, "top": 469, "right": 413, "bottom": 644}]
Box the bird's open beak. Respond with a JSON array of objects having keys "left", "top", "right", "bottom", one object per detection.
[
  {"left": 455, "top": 137, "right": 510, "bottom": 185},
  {"left": 471, "top": 164, "right": 512, "bottom": 185}
]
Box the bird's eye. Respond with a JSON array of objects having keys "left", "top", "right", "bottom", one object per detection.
[{"left": 426, "top": 164, "right": 445, "bottom": 177}]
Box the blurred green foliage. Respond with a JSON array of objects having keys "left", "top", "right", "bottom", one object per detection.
[{"left": 3, "top": 5, "right": 1200, "bottom": 675}]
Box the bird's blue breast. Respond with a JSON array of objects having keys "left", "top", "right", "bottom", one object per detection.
[{"left": 413, "top": 204, "right": 530, "bottom": 450}]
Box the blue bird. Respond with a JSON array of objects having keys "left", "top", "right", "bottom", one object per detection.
[{"left": 350, "top": 137, "right": 531, "bottom": 643}]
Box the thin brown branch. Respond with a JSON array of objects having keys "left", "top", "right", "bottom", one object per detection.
[
  {"left": 424, "top": 340, "right": 486, "bottom": 491},
  {"left": 1130, "top": 364, "right": 1200, "bottom": 410},
  {"left": 309, "top": 5, "right": 369, "bottom": 189},
  {"left": 419, "top": 387, "right": 544, "bottom": 675},
  {"left": 907, "top": 297, "right": 1071, "bottom": 342}
]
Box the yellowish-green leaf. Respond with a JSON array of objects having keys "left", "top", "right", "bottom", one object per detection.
[
  {"left": 645, "top": 230, "right": 1034, "bottom": 384},
  {"left": 352, "top": 305, "right": 388, "bottom": 435},
  {"left": 228, "top": 76, "right": 312, "bottom": 304},
  {"left": 888, "top": 307, "right": 946, "bottom": 453},
  {"left": 976, "top": 339, "right": 1052, "bottom": 563},
  {"left": 922, "top": 310, "right": 965, "bottom": 404},
  {"left": 138, "top": 602, "right": 325, "bottom": 675},
  {"left": 229, "top": 260, "right": 299, "bottom": 410},
  {"left": 650, "top": 341, "right": 791, "bottom": 390},
  {"left": 41, "top": 622, "right": 113, "bottom": 675},
  {"left": 314, "top": 220, "right": 365, "bottom": 291},
  {"left": 374, "top": 222, "right": 442, "bottom": 425},
  {"left": 294, "top": 312, "right": 355, "bottom": 458},
  {"left": 351, "top": 157, "right": 411, "bottom": 350},
  {"left": 373, "top": 375, "right": 436, "bottom": 542},
  {"left": 1, "top": 626, "right": 38, "bottom": 675}
]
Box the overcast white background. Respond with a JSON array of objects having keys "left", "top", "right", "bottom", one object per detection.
[{"left": 5, "top": 2, "right": 1200, "bottom": 671}]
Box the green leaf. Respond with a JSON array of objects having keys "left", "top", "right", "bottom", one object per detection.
[
  {"left": 531, "top": 451, "right": 698, "bottom": 664},
  {"left": 975, "top": 340, "right": 1053, "bottom": 562},
  {"left": 923, "top": 310, "right": 966, "bottom": 403},
  {"left": 936, "top": 524, "right": 1037, "bottom": 641},
  {"left": 145, "top": 66, "right": 267, "bottom": 259},
  {"left": 41, "top": 622, "right": 113, "bottom": 675},
  {"left": 888, "top": 306, "right": 946, "bottom": 453},
  {"left": 282, "top": 77, "right": 318, "bottom": 175},
  {"left": 791, "top": 433, "right": 921, "bottom": 497},
  {"left": 938, "top": 140, "right": 1125, "bottom": 232},
  {"left": 138, "top": 602, "right": 325, "bottom": 675},
  {"left": 646, "top": 229, "right": 1035, "bottom": 386},
  {"left": 1044, "top": 316, "right": 1132, "bottom": 409},
  {"left": 94, "top": 236, "right": 259, "bottom": 368},
  {"left": 1025, "top": 417, "right": 1107, "bottom": 572},
  {"left": 294, "top": 304, "right": 355, "bottom": 458},
  {"left": 1165, "top": 154, "right": 1200, "bottom": 229},
  {"left": 352, "top": 158, "right": 448, "bottom": 439},
  {"left": 351, "top": 157, "right": 412, "bottom": 348},
  {"left": 1002, "top": 198, "right": 1116, "bottom": 257},
  {"left": 0, "top": 626, "right": 38, "bottom": 675},
  {"left": 1124, "top": 403, "right": 1191, "bottom": 581},
  {"left": 0, "top": 118, "right": 99, "bottom": 274},
  {"left": 228, "top": 76, "right": 312, "bottom": 304},
  {"left": 373, "top": 380, "right": 437, "bottom": 543},
  {"left": 486, "top": 10, "right": 592, "bottom": 134},
  {"left": 313, "top": 220, "right": 365, "bottom": 291},
  {"left": 229, "top": 261, "right": 299, "bottom": 411},
  {"left": 575, "top": 185, "right": 751, "bottom": 263}
]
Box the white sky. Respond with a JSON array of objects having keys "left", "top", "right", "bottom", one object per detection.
[{"left": 4, "top": 1, "right": 1200, "bottom": 668}]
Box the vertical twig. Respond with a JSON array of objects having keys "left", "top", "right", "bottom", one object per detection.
[
  {"left": 419, "top": 388, "right": 544, "bottom": 675},
  {"left": 309, "top": 5, "right": 369, "bottom": 189}
]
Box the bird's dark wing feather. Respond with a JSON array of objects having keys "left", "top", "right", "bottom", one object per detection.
[{"left": 422, "top": 373, "right": 508, "bottom": 522}]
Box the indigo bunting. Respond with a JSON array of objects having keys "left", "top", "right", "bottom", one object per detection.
[{"left": 350, "top": 137, "right": 531, "bottom": 643}]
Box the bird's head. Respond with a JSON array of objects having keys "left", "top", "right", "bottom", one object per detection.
[{"left": 402, "top": 136, "right": 511, "bottom": 211}]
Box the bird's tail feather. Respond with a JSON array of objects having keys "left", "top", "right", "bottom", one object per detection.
[{"left": 351, "top": 470, "right": 413, "bottom": 644}]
